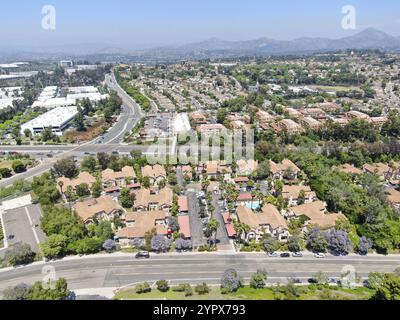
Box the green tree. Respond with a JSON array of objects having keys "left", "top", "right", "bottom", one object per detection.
[
  {"left": 81, "top": 156, "right": 97, "bottom": 173},
  {"left": 27, "top": 278, "right": 74, "bottom": 300},
  {"left": 156, "top": 280, "right": 170, "bottom": 292},
  {"left": 5, "top": 243, "right": 36, "bottom": 267},
  {"left": 372, "top": 273, "right": 400, "bottom": 300},
  {"left": 53, "top": 158, "right": 78, "bottom": 178},
  {"left": 75, "top": 183, "right": 90, "bottom": 197},
  {"left": 40, "top": 234, "right": 68, "bottom": 259},
  {"left": 250, "top": 270, "right": 268, "bottom": 289},
  {"left": 12, "top": 160, "right": 26, "bottom": 173},
  {"left": 91, "top": 181, "right": 103, "bottom": 198},
  {"left": 119, "top": 188, "right": 134, "bottom": 208}
]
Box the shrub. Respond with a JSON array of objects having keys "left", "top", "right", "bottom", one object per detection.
[
  {"left": 263, "top": 237, "right": 280, "bottom": 253},
  {"left": 324, "top": 229, "right": 352, "bottom": 256},
  {"left": 5, "top": 243, "right": 36, "bottom": 267},
  {"left": 194, "top": 283, "right": 210, "bottom": 295},
  {"left": 221, "top": 269, "right": 241, "bottom": 294},
  {"left": 250, "top": 270, "right": 268, "bottom": 289},
  {"left": 135, "top": 282, "right": 151, "bottom": 294},
  {"left": 156, "top": 280, "right": 170, "bottom": 292},
  {"left": 184, "top": 285, "right": 193, "bottom": 297},
  {"left": 306, "top": 228, "right": 328, "bottom": 253},
  {"left": 102, "top": 239, "right": 117, "bottom": 252},
  {"left": 357, "top": 236, "right": 373, "bottom": 255}
]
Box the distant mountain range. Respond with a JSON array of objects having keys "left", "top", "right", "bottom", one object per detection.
[
  {"left": 1, "top": 28, "right": 399, "bottom": 62},
  {"left": 139, "top": 28, "right": 400, "bottom": 60}
]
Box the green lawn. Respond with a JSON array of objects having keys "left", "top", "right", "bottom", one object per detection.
[{"left": 114, "top": 285, "right": 374, "bottom": 301}]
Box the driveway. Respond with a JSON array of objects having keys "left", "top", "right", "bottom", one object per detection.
[
  {"left": 211, "top": 193, "right": 230, "bottom": 247},
  {"left": 186, "top": 191, "right": 205, "bottom": 248}
]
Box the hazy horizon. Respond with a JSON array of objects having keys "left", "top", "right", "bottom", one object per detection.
[{"left": 0, "top": 0, "right": 400, "bottom": 53}]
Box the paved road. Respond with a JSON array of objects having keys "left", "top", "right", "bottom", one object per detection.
[
  {"left": 0, "top": 72, "right": 145, "bottom": 188},
  {"left": 0, "top": 253, "right": 399, "bottom": 292}
]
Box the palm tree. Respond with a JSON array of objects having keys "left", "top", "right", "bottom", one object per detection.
[
  {"left": 234, "top": 221, "right": 251, "bottom": 243},
  {"left": 58, "top": 180, "right": 64, "bottom": 195},
  {"left": 201, "top": 178, "right": 210, "bottom": 192},
  {"left": 206, "top": 219, "right": 220, "bottom": 247}
]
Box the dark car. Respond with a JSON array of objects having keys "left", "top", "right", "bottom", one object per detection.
[
  {"left": 135, "top": 251, "right": 150, "bottom": 259},
  {"left": 280, "top": 252, "right": 290, "bottom": 258}
]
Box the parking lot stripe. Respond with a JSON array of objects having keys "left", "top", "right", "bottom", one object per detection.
[
  {"left": 0, "top": 210, "right": 8, "bottom": 249},
  {"left": 24, "top": 207, "right": 40, "bottom": 245}
]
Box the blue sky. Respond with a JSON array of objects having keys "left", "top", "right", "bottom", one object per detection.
[{"left": 1, "top": 0, "right": 400, "bottom": 49}]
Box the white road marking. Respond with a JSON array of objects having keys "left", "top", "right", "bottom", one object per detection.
[{"left": 24, "top": 207, "right": 40, "bottom": 244}]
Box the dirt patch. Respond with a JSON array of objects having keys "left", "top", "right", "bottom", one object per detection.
[{"left": 64, "top": 118, "right": 109, "bottom": 143}]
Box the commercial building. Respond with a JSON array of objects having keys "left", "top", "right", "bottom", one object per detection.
[{"left": 20, "top": 106, "right": 78, "bottom": 136}]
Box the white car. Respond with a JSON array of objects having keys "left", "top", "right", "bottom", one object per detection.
[
  {"left": 314, "top": 252, "right": 326, "bottom": 258},
  {"left": 268, "top": 252, "right": 279, "bottom": 257}
]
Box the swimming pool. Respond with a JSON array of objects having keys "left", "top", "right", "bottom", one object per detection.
[{"left": 245, "top": 201, "right": 261, "bottom": 210}]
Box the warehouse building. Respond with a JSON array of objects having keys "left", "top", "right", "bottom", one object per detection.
[{"left": 21, "top": 106, "right": 78, "bottom": 136}]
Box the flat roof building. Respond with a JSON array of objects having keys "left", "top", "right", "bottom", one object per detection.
[{"left": 21, "top": 106, "right": 78, "bottom": 136}]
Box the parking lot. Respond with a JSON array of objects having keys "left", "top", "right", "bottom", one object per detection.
[{"left": 1, "top": 204, "right": 46, "bottom": 255}]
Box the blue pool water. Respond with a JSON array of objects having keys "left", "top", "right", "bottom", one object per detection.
[{"left": 245, "top": 201, "right": 261, "bottom": 210}]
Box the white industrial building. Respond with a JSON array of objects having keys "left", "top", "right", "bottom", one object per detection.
[
  {"left": 37, "top": 86, "right": 58, "bottom": 101},
  {"left": 31, "top": 86, "right": 108, "bottom": 109},
  {"left": 68, "top": 86, "right": 98, "bottom": 94},
  {"left": 0, "top": 97, "right": 24, "bottom": 110},
  {"left": 172, "top": 113, "right": 191, "bottom": 134},
  {"left": 32, "top": 97, "right": 76, "bottom": 109},
  {"left": 66, "top": 92, "right": 109, "bottom": 102},
  {"left": 21, "top": 106, "right": 78, "bottom": 136},
  {"left": 0, "top": 87, "right": 23, "bottom": 98}
]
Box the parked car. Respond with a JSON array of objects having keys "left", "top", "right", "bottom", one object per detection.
[
  {"left": 135, "top": 251, "right": 150, "bottom": 259},
  {"left": 267, "top": 252, "right": 278, "bottom": 257},
  {"left": 291, "top": 252, "right": 303, "bottom": 257},
  {"left": 314, "top": 252, "right": 326, "bottom": 258},
  {"left": 328, "top": 278, "right": 341, "bottom": 285},
  {"left": 280, "top": 252, "right": 291, "bottom": 258}
]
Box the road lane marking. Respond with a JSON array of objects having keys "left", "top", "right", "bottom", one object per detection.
[{"left": 25, "top": 207, "right": 40, "bottom": 244}]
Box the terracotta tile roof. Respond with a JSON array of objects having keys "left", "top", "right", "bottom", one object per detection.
[
  {"left": 105, "top": 186, "right": 120, "bottom": 193},
  {"left": 178, "top": 196, "right": 188, "bottom": 212},
  {"left": 282, "top": 185, "right": 315, "bottom": 200},
  {"left": 102, "top": 166, "right": 136, "bottom": 182},
  {"left": 387, "top": 189, "right": 400, "bottom": 204},
  {"left": 237, "top": 204, "right": 287, "bottom": 230},
  {"left": 57, "top": 172, "right": 96, "bottom": 191},
  {"left": 73, "top": 195, "right": 122, "bottom": 223},
  {"left": 237, "top": 193, "right": 253, "bottom": 201},
  {"left": 141, "top": 165, "right": 166, "bottom": 179},
  {"left": 118, "top": 211, "right": 168, "bottom": 239},
  {"left": 234, "top": 177, "right": 249, "bottom": 183},
  {"left": 363, "top": 163, "right": 391, "bottom": 176},
  {"left": 334, "top": 164, "right": 363, "bottom": 175},
  {"left": 178, "top": 215, "right": 191, "bottom": 238},
  {"left": 134, "top": 188, "right": 173, "bottom": 209},
  {"left": 236, "top": 159, "right": 258, "bottom": 175},
  {"left": 289, "top": 201, "right": 345, "bottom": 229},
  {"left": 269, "top": 159, "right": 300, "bottom": 175}
]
